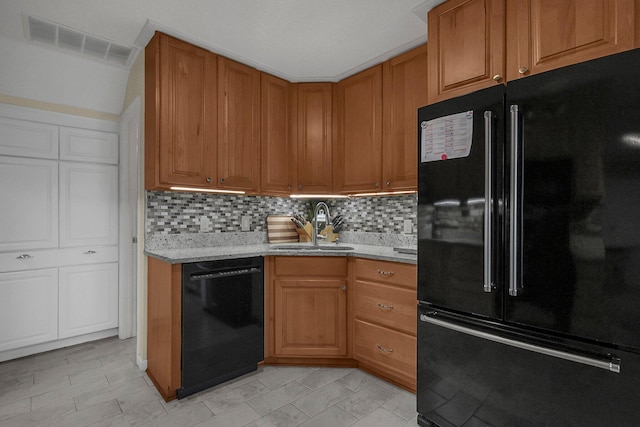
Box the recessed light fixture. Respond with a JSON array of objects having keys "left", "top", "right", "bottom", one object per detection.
[{"left": 23, "top": 14, "right": 137, "bottom": 67}]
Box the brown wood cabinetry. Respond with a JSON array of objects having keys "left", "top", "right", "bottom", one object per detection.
[
  {"left": 506, "top": 0, "right": 638, "bottom": 80},
  {"left": 261, "top": 73, "right": 293, "bottom": 195},
  {"left": 146, "top": 257, "right": 181, "bottom": 401},
  {"left": 266, "top": 256, "right": 350, "bottom": 360},
  {"left": 427, "top": 0, "right": 506, "bottom": 103},
  {"left": 145, "top": 32, "right": 217, "bottom": 190},
  {"left": 354, "top": 258, "right": 417, "bottom": 391},
  {"left": 382, "top": 44, "right": 428, "bottom": 191},
  {"left": 292, "top": 83, "right": 334, "bottom": 194},
  {"left": 217, "top": 57, "right": 261, "bottom": 193},
  {"left": 333, "top": 66, "right": 383, "bottom": 193}
]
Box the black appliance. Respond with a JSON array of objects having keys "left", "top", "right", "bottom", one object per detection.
[
  {"left": 178, "top": 256, "right": 264, "bottom": 399},
  {"left": 417, "top": 49, "right": 640, "bottom": 426}
]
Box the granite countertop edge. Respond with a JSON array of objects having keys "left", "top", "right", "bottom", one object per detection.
[{"left": 144, "top": 243, "right": 417, "bottom": 265}]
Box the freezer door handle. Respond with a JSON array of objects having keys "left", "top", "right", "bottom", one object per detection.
[
  {"left": 509, "top": 105, "right": 521, "bottom": 297},
  {"left": 420, "top": 312, "right": 621, "bottom": 373},
  {"left": 483, "top": 111, "right": 494, "bottom": 292}
]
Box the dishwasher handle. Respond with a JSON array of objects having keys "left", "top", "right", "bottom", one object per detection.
[{"left": 190, "top": 266, "right": 262, "bottom": 281}]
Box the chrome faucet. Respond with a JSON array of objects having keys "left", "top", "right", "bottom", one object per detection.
[{"left": 312, "top": 202, "right": 331, "bottom": 246}]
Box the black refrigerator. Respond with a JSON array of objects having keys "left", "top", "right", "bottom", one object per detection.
[{"left": 417, "top": 49, "right": 640, "bottom": 426}]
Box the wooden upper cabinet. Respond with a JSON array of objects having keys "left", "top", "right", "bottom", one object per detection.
[
  {"left": 428, "top": 0, "right": 506, "bottom": 103},
  {"left": 506, "top": 0, "right": 638, "bottom": 80},
  {"left": 261, "top": 73, "right": 293, "bottom": 195},
  {"left": 145, "top": 32, "right": 217, "bottom": 190},
  {"left": 334, "top": 65, "right": 383, "bottom": 193},
  {"left": 382, "top": 44, "right": 428, "bottom": 191},
  {"left": 292, "top": 83, "right": 333, "bottom": 194},
  {"left": 217, "top": 57, "right": 261, "bottom": 193}
]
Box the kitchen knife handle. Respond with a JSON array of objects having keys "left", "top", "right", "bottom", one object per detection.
[
  {"left": 483, "top": 111, "right": 494, "bottom": 293},
  {"left": 509, "top": 105, "right": 521, "bottom": 297}
]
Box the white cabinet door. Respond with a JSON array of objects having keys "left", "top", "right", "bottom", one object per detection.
[
  {"left": 60, "top": 127, "right": 118, "bottom": 164},
  {"left": 0, "top": 156, "right": 58, "bottom": 252},
  {"left": 0, "top": 269, "right": 58, "bottom": 352},
  {"left": 0, "top": 117, "right": 58, "bottom": 159},
  {"left": 59, "top": 263, "right": 118, "bottom": 338},
  {"left": 59, "top": 162, "right": 118, "bottom": 247}
]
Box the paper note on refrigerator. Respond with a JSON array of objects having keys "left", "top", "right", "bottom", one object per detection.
[{"left": 421, "top": 110, "right": 473, "bottom": 162}]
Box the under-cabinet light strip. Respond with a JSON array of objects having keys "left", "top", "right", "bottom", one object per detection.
[
  {"left": 289, "top": 190, "right": 416, "bottom": 199},
  {"left": 169, "top": 186, "right": 245, "bottom": 195}
]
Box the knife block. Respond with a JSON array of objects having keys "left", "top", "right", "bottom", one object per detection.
[
  {"left": 320, "top": 225, "right": 339, "bottom": 243},
  {"left": 295, "top": 222, "right": 314, "bottom": 242}
]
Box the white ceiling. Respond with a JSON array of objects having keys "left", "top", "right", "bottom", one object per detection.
[{"left": 0, "top": 0, "right": 444, "bottom": 82}]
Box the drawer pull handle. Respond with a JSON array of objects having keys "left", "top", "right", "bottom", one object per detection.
[
  {"left": 376, "top": 344, "right": 393, "bottom": 353},
  {"left": 377, "top": 269, "right": 394, "bottom": 277},
  {"left": 84, "top": 250, "right": 97, "bottom": 255},
  {"left": 16, "top": 254, "right": 33, "bottom": 260},
  {"left": 377, "top": 303, "right": 394, "bottom": 311}
]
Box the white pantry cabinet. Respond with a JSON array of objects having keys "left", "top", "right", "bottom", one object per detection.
[
  {"left": 59, "top": 263, "right": 118, "bottom": 339},
  {"left": 59, "top": 162, "right": 118, "bottom": 247},
  {"left": 0, "top": 104, "right": 120, "bottom": 360},
  {"left": 0, "top": 156, "right": 59, "bottom": 252},
  {"left": 0, "top": 269, "right": 58, "bottom": 352}
]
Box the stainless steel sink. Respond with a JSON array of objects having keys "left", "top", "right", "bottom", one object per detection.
[{"left": 271, "top": 245, "right": 354, "bottom": 251}]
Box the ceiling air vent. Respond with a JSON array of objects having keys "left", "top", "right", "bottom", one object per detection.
[{"left": 23, "top": 14, "right": 137, "bottom": 67}]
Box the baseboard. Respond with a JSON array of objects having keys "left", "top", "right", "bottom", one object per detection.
[{"left": 137, "top": 354, "right": 148, "bottom": 371}]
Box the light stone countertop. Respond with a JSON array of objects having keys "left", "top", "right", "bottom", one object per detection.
[{"left": 144, "top": 242, "right": 417, "bottom": 265}]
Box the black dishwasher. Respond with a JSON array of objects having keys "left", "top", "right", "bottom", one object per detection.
[{"left": 178, "top": 256, "right": 264, "bottom": 399}]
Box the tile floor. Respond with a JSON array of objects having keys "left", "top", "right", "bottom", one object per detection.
[{"left": 0, "top": 337, "right": 418, "bottom": 426}]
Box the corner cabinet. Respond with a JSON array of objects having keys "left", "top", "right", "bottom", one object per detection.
[
  {"left": 145, "top": 32, "right": 217, "bottom": 190},
  {"left": 427, "top": 0, "right": 506, "bottom": 103},
  {"left": 292, "top": 83, "right": 334, "bottom": 194},
  {"left": 506, "top": 0, "right": 638, "bottom": 80},
  {"left": 266, "top": 256, "right": 350, "bottom": 360},
  {"left": 217, "top": 57, "right": 261, "bottom": 193}
]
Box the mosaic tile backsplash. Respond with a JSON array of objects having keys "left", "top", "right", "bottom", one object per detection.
[{"left": 146, "top": 191, "right": 417, "bottom": 242}]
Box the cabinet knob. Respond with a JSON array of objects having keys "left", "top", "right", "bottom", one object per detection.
[
  {"left": 375, "top": 181, "right": 380, "bottom": 187},
  {"left": 377, "top": 303, "right": 394, "bottom": 311},
  {"left": 206, "top": 177, "right": 211, "bottom": 183},
  {"left": 492, "top": 74, "right": 503, "bottom": 82},
  {"left": 377, "top": 269, "right": 395, "bottom": 277},
  {"left": 83, "top": 250, "right": 97, "bottom": 255},
  {"left": 16, "top": 254, "right": 33, "bottom": 260},
  {"left": 220, "top": 178, "right": 225, "bottom": 184},
  {"left": 298, "top": 184, "right": 303, "bottom": 190},
  {"left": 386, "top": 180, "right": 391, "bottom": 186},
  {"left": 341, "top": 285, "right": 347, "bottom": 291},
  {"left": 518, "top": 67, "right": 528, "bottom": 75},
  {"left": 288, "top": 184, "right": 292, "bottom": 190},
  {"left": 376, "top": 344, "right": 393, "bottom": 353}
]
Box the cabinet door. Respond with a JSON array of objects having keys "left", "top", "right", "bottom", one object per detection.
[
  {"left": 274, "top": 278, "right": 347, "bottom": 356},
  {"left": 0, "top": 269, "right": 58, "bottom": 352},
  {"left": 428, "top": 0, "right": 506, "bottom": 103},
  {"left": 0, "top": 156, "right": 58, "bottom": 252},
  {"left": 59, "top": 162, "right": 118, "bottom": 247},
  {"left": 261, "top": 73, "right": 293, "bottom": 195},
  {"left": 382, "top": 45, "right": 428, "bottom": 191},
  {"left": 59, "top": 263, "right": 118, "bottom": 338},
  {"left": 506, "top": 0, "right": 636, "bottom": 80},
  {"left": 0, "top": 117, "right": 58, "bottom": 159},
  {"left": 217, "top": 57, "right": 261, "bottom": 192},
  {"left": 60, "top": 127, "right": 118, "bottom": 164},
  {"left": 334, "top": 66, "right": 383, "bottom": 193},
  {"left": 145, "top": 33, "right": 217, "bottom": 189},
  {"left": 293, "top": 83, "right": 333, "bottom": 194}
]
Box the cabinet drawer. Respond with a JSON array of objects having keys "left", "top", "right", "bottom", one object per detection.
[
  {"left": 60, "top": 127, "right": 118, "bottom": 164},
  {"left": 273, "top": 256, "right": 348, "bottom": 276},
  {"left": 0, "top": 246, "right": 118, "bottom": 273},
  {"left": 355, "top": 280, "right": 416, "bottom": 335},
  {"left": 355, "top": 258, "right": 416, "bottom": 289},
  {"left": 0, "top": 117, "right": 59, "bottom": 159},
  {"left": 355, "top": 319, "right": 416, "bottom": 382}
]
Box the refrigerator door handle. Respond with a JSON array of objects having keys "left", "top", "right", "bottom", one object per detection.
[
  {"left": 483, "top": 111, "right": 494, "bottom": 292},
  {"left": 509, "top": 105, "right": 521, "bottom": 297},
  {"left": 420, "top": 312, "right": 621, "bottom": 374}
]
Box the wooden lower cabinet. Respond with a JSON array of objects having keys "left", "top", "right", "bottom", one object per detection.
[
  {"left": 146, "top": 257, "right": 182, "bottom": 401},
  {"left": 266, "top": 256, "right": 417, "bottom": 391},
  {"left": 353, "top": 258, "right": 417, "bottom": 391},
  {"left": 266, "top": 256, "right": 351, "bottom": 362}
]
